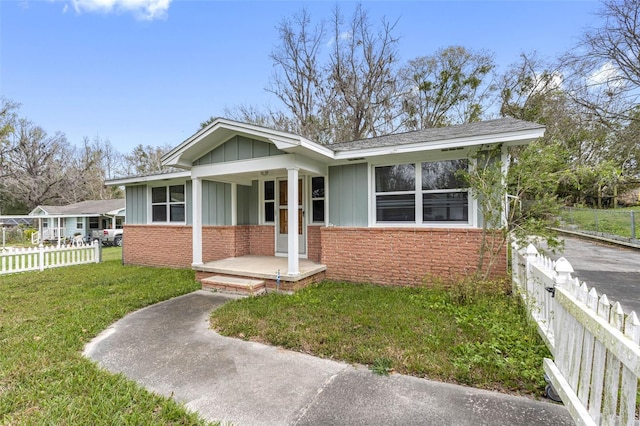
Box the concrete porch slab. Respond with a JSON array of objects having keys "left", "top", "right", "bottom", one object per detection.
[{"left": 193, "top": 256, "right": 327, "bottom": 291}]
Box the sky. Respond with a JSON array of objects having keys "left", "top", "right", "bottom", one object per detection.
[{"left": 1, "top": 0, "right": 602, "bottom": 154}]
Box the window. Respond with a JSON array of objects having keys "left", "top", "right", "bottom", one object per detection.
[
  {"left": 89, "top": 217, "right": 99, "bottom": 229},
  {"left": 422, "top": 160, "right": 468, "bottom": 222},
  {"left": 375, "top": 164, "right": 416, "bottom": 222},
  {"left": 311, "top": 176, "right": 325, "bottom": 223},
  {"left": 374, "top": 160, "right": 469, "bottom": 224},
  {"left": 76, "top": 218, "right": 83, "bottom": 230},
  {"left": 264, "top": 181, "right": 275, "bottom": 222},
  {"left": 152, "top": 185, "right": 185, "bottom": 223}
]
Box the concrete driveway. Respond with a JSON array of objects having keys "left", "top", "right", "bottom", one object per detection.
[
  {"left": 84, "top": 291, "right": 572, "bottom": 425},
  {"left": 552, "top": 236, "right": 640, "bottom": 314}
]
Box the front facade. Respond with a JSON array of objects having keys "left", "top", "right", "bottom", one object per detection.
[{"left": 110, "top": 118, "right": 544, "bottom": 287}]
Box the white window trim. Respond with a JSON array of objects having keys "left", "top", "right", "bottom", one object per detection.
[
  {"left": 369, "top": 158, "right": 477, "bottom": 228},
  {"left": 309, "top": 175, "right": 326, "bottom": 225},
  {"left": 147, "top": 182, "right": 187, "bottom": 225}
]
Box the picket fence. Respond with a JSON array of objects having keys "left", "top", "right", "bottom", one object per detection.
[
  {"left": 512, "top": 243, "right": 640, "bottom": 426},
  {"left": 0, "top": 241, "right": 101, "bottom": 275}
]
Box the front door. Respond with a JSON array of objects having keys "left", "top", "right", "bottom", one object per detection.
[{"left": 276, "top": 178, "right": 306, "bottom": 255}]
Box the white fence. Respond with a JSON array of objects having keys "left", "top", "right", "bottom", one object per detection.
[
  {"left": 512, "top": 243, "right": 640, "bottom": 426},
  {"left": 1, "top": 241, "right": 101, "bottom": 275}
]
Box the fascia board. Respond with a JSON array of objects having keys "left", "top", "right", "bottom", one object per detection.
[
  {"left": 162, "top": 118, "right": 305, "bottom": 166},
  {"left": 106, "top": 171, "right": 191, "bottom": 186},
  {"left": 333, "top": 128, "right": 545, "bottom": 160}
]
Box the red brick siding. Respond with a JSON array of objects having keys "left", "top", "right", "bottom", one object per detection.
[
  {"left": 307, "top": 225, "right": 322, "bottom": 262},
  {"left": 123, "top": 225, "right": 192, "bottom": 268},
  {"left": 247, "top": 225, "right": 275, "bottom": 256},
  {"left": 319, "top": 227, "right": 507, "bottom": 286},
  {"left": 202, "top": 226, "right": 237, "bottom": 261}
]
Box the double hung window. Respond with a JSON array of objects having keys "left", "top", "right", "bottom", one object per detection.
[
  {"left": 375, "top": 159, "right": 469, "bottom": 224},
  {"left": 152, "top": 185, "right": 185, "bottom": 223}
]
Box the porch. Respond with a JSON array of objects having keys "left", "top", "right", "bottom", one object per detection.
[{"left": 194, "top": 255, "right": 327, "bottom": 293}]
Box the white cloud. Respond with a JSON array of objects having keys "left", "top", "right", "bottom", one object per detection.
[
  {"left": 586, "top": 61, "right": 624, "bottom": 90},
  {"left": 68, "top": 0, "right": 172, "bottom": 20},
  {"left": 326, "top": 31, "right": 351, "bottom": 47},
  {"left": 62, "top": 3, "right": 69, "bottom": 13}
]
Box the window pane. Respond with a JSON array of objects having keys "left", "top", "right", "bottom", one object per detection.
[
  {"left": 152, "top": 187, "right": 166, "bottom": 203},
  {"left": 152, "top": 205, "right": 167, "bottom": 222},
  {"left": 311, "top": 177, "right": 325, "bottom": 198},
  {"left": 264, "top": 181, "right": 275, "bottom": 201},
  {"left": 375, "top": 164, "right": 415, "bottom": 192},
  {"left": 423, "top": 192, "right": 468, "bottom": 222},
  {"left": 89, "top": 217, "right": 99, "bottom": 229},
  {"left": 312, "top": 200, "right": 324, "bottom": 222},
  {"left": 169, "top": 185, "right": 185, "bottom": 202},
  {"left": 422, "top": 160, "right": 468, "bottom": 190},
  {"left": 264, "top": 201, "right": 275, "bottom": 222},
  {"left": 170, "top": 204, "right": 185, "bottom": 222},
  {"left": 376, "top": 194, "right": 415, "bottom": 222}
]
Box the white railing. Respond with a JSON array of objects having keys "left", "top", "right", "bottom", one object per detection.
[
  {"left": 513, "top": 242, "right": 640, "bottom": 426},
  {"left": 1, "top": 241, "right": 101, "bottom": 275}
]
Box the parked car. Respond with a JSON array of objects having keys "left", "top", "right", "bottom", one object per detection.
[{"left": 91, "top": 229, "right": 123, "bottom": 246}]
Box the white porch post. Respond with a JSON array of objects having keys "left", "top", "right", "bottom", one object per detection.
[
  {"left": 231, "top": 183, "right": 237, "bottom": 226},
  {"left": 57, "top": 217, "right": 62, "bottom": 246},
  {"left": 192, "top": 177, "right": 203, "bottom": 266},
  {"left": 287, "top": 167, "right": 299, "bottom": 275}
]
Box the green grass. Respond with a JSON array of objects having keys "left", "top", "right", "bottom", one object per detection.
[
  {"left": 0, "top": 255, "right": 214, "bottom": 425},
  {"left": 560, "top": 207, "right": 640, "bottom": 239},
  {"left": 210, "top": 281, "right": 550, "bottom": 396}
]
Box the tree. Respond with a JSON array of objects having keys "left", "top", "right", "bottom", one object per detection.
[
  {"left": 399, "top": 46, "right": 496, "bottom": 129},
  {"left": 267, "top": 8, "right": 327, "bottom": 141},
  {"left": 460, "top": 143, "right": 564, "bottom": 279},
  {"left": 1, "top": 118, "right": 69, "bottom": 210},
  {"left": 324, "top": 4, "right": 401, "bottom": 142},
  {"left": 0, "top": 98, "right": 19, "bottom": 180},
  {"left": 123, "top": 144, "right": 175, "bottom": 176}
]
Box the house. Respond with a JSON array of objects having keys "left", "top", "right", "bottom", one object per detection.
[
  {"left": 107, "top": 117, "right": 544, "bottom": 291},
  {"left": 30, "top": 199, "right": 125, "bottom": 244}
]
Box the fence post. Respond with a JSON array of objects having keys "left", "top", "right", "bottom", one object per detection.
[
  {"left": 594, "top": 210, "right": 599, "bottom": 233},
  {"left": 38, "top": 243, "right": 45, "bottom": 271},
  {"left": 555, "top": 258, "right": 574, "bottom": 287},
  {"left": 93, "top": 239, "right": 102, "bottom": 263},
  {"left": 631, "top": 211, "right": 636, "bottom": 240}
]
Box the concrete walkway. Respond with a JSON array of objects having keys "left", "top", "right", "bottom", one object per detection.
[{"left": 84, "top": 291, "right": 573, "bottom": 425}]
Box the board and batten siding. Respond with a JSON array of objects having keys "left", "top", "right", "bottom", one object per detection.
[
  {"left": 193, "top": 136, "right": 285, "bottom": 166},
  {"left": 125, "top": 185, "right": 147, "bottom": 224},
  {"left": 237, "top": 180, "right": 259, "bottom": 225},
  {"left": 202, "top": 180, "right": 232, "bottom": 225},
  {"left": 328, "top": 163, "right": 368, "bottom": 226}
]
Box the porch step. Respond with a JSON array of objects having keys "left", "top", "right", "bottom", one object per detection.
[{"left": 201, "top": 275, "right": 266, "bottom": 296}]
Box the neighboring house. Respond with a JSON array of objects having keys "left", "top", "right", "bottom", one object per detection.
[
  {"left": 30, "top": 199, "right": 125, "bottom": 244},
  {"left": 107, "top": 117, "right": 544, "bottom": 289}
]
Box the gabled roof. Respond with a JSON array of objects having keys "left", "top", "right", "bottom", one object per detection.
[
  {"left": 30, "top": 199, "right": 125, "bottom": 217},
  {"left": 106, "top": 117, "right": 545, "bottom": 186},
  {"left": 331, "top": 118, "right": 545, "bottom": 152}
]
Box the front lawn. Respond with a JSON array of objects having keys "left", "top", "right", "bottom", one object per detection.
[
  {"left": 210, "top": 281, "right": 550, "bottom": 396},
  {"left": 0, "top": 256, "right": 213, "bottom": 425}
]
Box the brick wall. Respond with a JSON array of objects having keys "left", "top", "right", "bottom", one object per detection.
[
  {"left": 123, "top": 225, "right": 192, "bottom": 268},
  {"left": 307, "top": 225, "right": 322, "bottom": 262},
  {"left": 319, "top": 227, "right": 507, "bottom": 286},
  {"left": 202, "top": 226, "right": 237, "bottom": 261},
  {"left": 247, "top": 225, "right": 274, "bottom": 256},
  {"left": 124, "top": 225, "right": 276, "bottom": 267}
]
